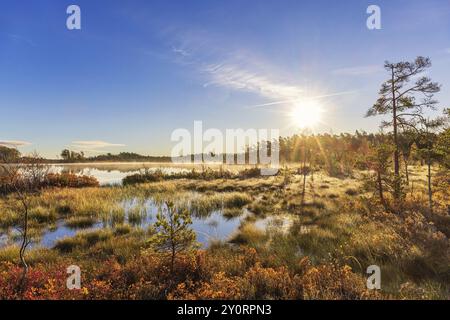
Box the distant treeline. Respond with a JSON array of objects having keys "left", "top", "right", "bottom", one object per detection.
[
  {"left": 1, "top": 129, "right": 449, "bottom": 171},
  {"left": 0, "top": 147, "right": 173, "bottom": 163},
  {"left": 58, "top": 150, "right": 172, "bottom": 163}
]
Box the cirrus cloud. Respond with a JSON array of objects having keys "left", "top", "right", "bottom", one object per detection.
[
  {"left": 203, "top": 63, "right": 303, "bottom": 100},
  {"left": 0, "top": 140, "right": 32, "bottom": 148},
  {"left": 168, "top": 28, "right": 304, "bottom": 101},
  {"left": 331, "top": 65, "right": 382, "bottom": 76},
  {"left": 69, "top": 140, "right": 126, "bottom": 152}
]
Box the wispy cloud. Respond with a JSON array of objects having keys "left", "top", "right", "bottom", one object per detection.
[
  {"left": 165, "top": 28, "right": 304, "bottom": 102},
  {"left": 444, "top": 48, "right": 450, "bottom": 54},
  {"left": 6, "top": 33, "right": 36, "bottom": 47},
  {"left": 172, "top": 46, "right": 190, "bottom": 57},
  {"left": 0, "top": 140, "right": 32, "bottom": 148},
  {"left": 244, "top": 91, "right": 357, "bottom": 109},
  {"left": 332, "top": 65, "right": 382, "bottom": 76},
  {"left": 203, "top": 63, "right": 303, "bottom": 100},
  {"left": 69, "top": 140, "right": 126, "bottom": 152}
]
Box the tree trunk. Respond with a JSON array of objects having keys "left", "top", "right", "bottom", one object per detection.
[
  {"left": 301, "top": 147, "right": 307, "bottom": 206},
  {"left": 377, "top": 171, "right": 385, "bottom": 206},
  {"left": 427, "top": 158, "right": 433, "bottom": 214},
  {"left": 301, "top": 172, "right": 307, "bottom": 206},
  {"left": 171, "top": 245, "right": 175, "bottom": 273},
  {"left": 404, "top": 157, "right": 409, "bottom": 184},
  {"left": 391, "top": 67, "right": 400, "bottom": 200},
  {"left": 18, "top": 200, "right": 29, "bottom": 295}
]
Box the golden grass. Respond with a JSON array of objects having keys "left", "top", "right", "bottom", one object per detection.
[{"left": 0, "top": 165, "right": 447, "bottom": 299}]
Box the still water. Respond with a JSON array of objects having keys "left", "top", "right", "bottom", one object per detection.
[
  {"left": 47, "top": 163, "right": 192, "bottom": 185},
  {"left": 0, "top": 163, "right": 291, "bottom": 250},
  {"left": 0, "top": 197, "right": 250, "bottom": 249}
]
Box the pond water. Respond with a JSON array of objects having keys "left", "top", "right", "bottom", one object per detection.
[
  {"left": 0, "top": 197, "right": 249, "bottom": 249},
  {"left": 0, "top": 163, "right": 292, "bottom": 251},
  {"left": 47, "top": 163, "right": 193, "bottom": 186},
  {"left": 46, "top": 162, "right": 253, "bottom": 185}
]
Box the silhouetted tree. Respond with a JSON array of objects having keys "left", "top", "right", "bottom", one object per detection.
[{"left": 366, "top": 57, "right": 441, "bottom": 200}]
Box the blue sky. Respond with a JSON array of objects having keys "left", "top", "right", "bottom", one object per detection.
[{"left": 1, "top": 0, "right": 449, "bottom": 158}]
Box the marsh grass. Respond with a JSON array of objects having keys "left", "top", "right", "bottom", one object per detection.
[
  {"left": 0, "top": 186, "right": 131, "bottom": 230},
  {"left": 248, "top": 201, "right": 266, "bottom": 216},
  {"left": 54, "top": 229, "right": 113, "bottom": 253},
  {"left": 222, "top": 208, "right": 244, "bottom": 219},
  {"left": 0, "top": 245, "right": 59, "bottom": 265},
  {"left": 0, "top": 166, "right": 447, "bottom": 299},
  {"left": 230, "top": 223, "right": 267, "bottom": 245},
  {"left": 29, "top": 206, "right": 57, "bottom": 224},
  {"left": 222, "top": 192, "right": 252, "bottom": 208},
  {"left": 98, "top": 206, "right": 126, "bottom": 227},
  {"left": 113, "top": 224, "right": 132, "bottom": 236},
  {"left": 65, "top": 216, "right": 97, "bottom": 229},
  {"left": 127, "top": 205, "right": 147, "bottom": 225},
  {"left": 345, "top": 188, "right": 359, "bottom": 196},
  {"left": 189, "top": 192, "right": 252, "bottom": 217},
  {"left": 0, "top": 207, "right": 21, "bottom": 228},
  {"left": 91, "top": 234, "right": 146, "bottom": 263}
]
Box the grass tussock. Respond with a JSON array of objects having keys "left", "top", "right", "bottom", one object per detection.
[
  {"left": 54, "top": 229, "right": 113, "bottom": 253},
  {"left": 230, "top": 223, "right": 267, "bottom": 245},
  {"left": 65, "top": 216, "right": 97, "bottom": 229},
  {"left": 222, "top": 208, "right": 244, "bottom": 219}
]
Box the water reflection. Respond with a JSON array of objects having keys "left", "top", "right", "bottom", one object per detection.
[
  {"left": 0, "top": 197, "right": 247, "bottom": 249},
  {"left": 46, "top": 162, "right": 253, "bottom": 186},
  {"left": 48, "top": 164, "right": 191, "bottom": 186}
]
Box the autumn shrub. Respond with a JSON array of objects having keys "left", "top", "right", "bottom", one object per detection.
[
  {"left": 240, "top": 264, "right": 301, "bottom": 299},
  {"left": 0, "top": 262, "right": 114, "bottom": 300},
  {"left": 298, "top": 258, "right": 376, "bottom": 300},
  {"left": 168, "top": 272, "right": 244, "bottom": 300}
]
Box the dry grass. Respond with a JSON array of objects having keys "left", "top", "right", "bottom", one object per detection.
[{"left": 0, "top": 165, "right": 448, "bottom": 299}]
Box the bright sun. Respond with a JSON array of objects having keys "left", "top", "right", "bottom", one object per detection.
[{"left": 290, "top": 99, "right": 323, "bottom": 128}]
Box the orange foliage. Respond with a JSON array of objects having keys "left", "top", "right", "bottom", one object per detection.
[{"left": 0, "top": 250, "right": 378, "bottom": 300}]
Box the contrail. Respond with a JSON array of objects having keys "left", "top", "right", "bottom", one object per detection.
[{"left": 244, "top": 90, "right": 357, "bottom": 109}]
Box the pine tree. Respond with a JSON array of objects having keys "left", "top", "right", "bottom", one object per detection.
[
  {"left": 149, "top": 201, "right": 197, "bottom": 272},
  {"left": 366, "top": 57, "right": 441, "bottom": 201}
]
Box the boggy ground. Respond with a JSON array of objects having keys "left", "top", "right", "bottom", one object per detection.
[{"left": 0, "top": 166, "right": 448, "bottom": 300}]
